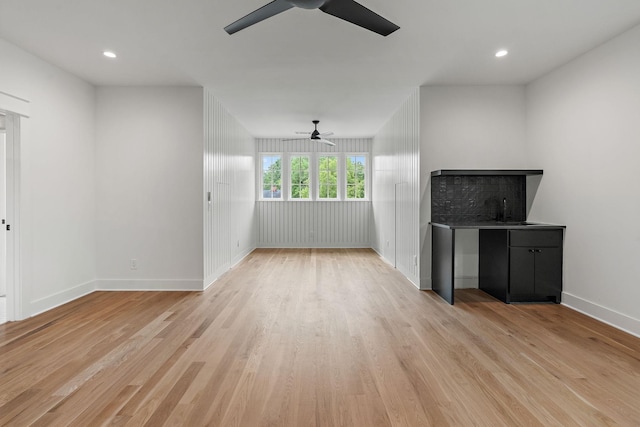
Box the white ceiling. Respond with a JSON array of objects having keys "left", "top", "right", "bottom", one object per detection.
[{"left": 2, "top": 0, "right": 640, "bottom": 137}]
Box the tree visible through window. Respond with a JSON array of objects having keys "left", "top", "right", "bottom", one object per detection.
[
  {"left": 318, "top": 156, "right": 338, "bottom": 198},
  {"left": 346, "top": 155, "right": 366, "bottom": 199},
  {"left": 290, "top": 156, "right": 310, "bottom": 199},
  {"left": 262, "top": 155, "right": 282, "bottom": 198}
]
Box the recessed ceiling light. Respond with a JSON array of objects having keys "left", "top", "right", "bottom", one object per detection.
[
  {"left": 495, "top": 50, "right": 508, "bottom": 58},
  {"left": 103, "top": 51, "right": 117, "bottom": 59}
]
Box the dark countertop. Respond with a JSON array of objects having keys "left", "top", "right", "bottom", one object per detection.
[
  {"left": 430, "top": 221, "right": 566, "bottom": 230},
  {"left": 430, "top": 169, "right": 543, "bottom": 177}
]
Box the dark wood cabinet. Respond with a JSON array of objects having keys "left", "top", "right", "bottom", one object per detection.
[
  {"left": 429, "top": 169, "right": 565, "bottom": 305},
  {"left": 479, "top": 229, "right": 563, "bottom": 303}
]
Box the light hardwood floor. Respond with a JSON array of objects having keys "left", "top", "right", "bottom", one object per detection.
[{"left": 1, "top": 248, "right": 640, "bottom": 426}]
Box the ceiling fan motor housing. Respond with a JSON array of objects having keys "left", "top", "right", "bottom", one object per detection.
[
  {"left": 287, "top": 0, "right": 327, "bottom": 9},
  {"left": 311, "top": 120, "right": 320, "bottom": 138}
]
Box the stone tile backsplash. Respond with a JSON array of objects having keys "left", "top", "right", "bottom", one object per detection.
[{"left": 431, "top": 175, "right": 526, "bottom": 223}]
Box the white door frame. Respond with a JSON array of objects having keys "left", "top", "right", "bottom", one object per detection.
[
  {"left": 1, "top": 117, "right": 6, "bottom": 305},
  {"left": 3, "top": 113, "right": 22, "bottom": 321},
  {"left": 1, "top": 91, "right": 29, "bottom": 321}
]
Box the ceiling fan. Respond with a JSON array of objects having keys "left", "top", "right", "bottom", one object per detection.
[
  {"left": 284, "top": 120, "right": 335, "bottom": 146},
  {"left": 224, "top": 0, "right": 399, "bottom": 37}
]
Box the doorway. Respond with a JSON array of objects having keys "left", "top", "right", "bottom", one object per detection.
[
  {"left": 0, "top": 114, "right": 5, "bottom": 323},
  {"left": 0, "top": 110, "right": 22, "bottom": 323}
]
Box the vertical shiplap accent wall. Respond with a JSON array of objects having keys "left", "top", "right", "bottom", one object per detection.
[
  {"left": 204, "top": 90, "right": 255, "bottom": 288},
  {"left": 256, "top": 138, "right": 371, "bottom": 248},
  {"left": 372, "top": 89, "right": 420, "bottom": 287}
]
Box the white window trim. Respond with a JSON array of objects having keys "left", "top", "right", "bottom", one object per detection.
[
  {"left": 289, "top": 153, "right": 312, "bottom": 201},
  {"left": 345, "top": 153, "right": 369, "bottom": 201},
  {"left": 257, "top": 151, "right": 370, "bottom": 202},
  {"left": 316, "top": 154, "right": 340, "bottom": 201},
  {"left": 259, "top": 152, "right": 284, "bottom": 201}
]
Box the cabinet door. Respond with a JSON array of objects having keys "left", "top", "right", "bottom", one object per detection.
[
  {"left": 534, "top": 247, "right": 562, "bottom": 300},
  {"left": 509, "top": 247, "right": 535, "bottom": 298}
]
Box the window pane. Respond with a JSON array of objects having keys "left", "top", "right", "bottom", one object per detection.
[
  {"left": 262, "top": 155, "right": 281, "bottom": 198},
  {"left": 319, "top": 156, "right": 338, "bottom": 199},
  {"left": 346, "top": 155, "right": 366, "bottom": 199},
  {"left": 290, "top": 156, "right": 310, "bottom": 199}
]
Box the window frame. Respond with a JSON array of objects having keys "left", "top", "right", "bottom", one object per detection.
[
  {"left": 257, "top": 151, "right": 370, "bottom": 202},
  {"left": 345, "top": 153, "right": 369, "bottom": 201},
  {"left": 259, "top": 153, "right": 284, "bottom": 201},
  {"left": 288, "top": 153, "right": 312, "bottom": 201},
  {"left": 317, "top": 154, "right": 340, "bottom": 201}
]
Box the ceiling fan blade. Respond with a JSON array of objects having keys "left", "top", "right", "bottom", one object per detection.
[
  {"left": 319, "top": 131, "right": 334, "bottom": 137},
  {"left": 318, "top": 138, "right": 336, "bottom": 146},
  {"left": 282, "top": 137, "right": 308, "bottom": 141},
  {"left": 295, "top": 131, "right": 312, "bottom": 135},
  {"left": 224, "top": 0, "right": 294, "bottom": 35},
  {"left": 319, "top": 0, "right": 399, "bottom": 36}
]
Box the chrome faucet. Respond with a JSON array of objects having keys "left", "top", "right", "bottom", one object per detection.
[{"left": 502, "top": 197, "right": 508, "bottom": 222}]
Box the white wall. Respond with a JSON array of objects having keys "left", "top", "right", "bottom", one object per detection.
[
  {"left": 95, "top": 87, "right": 204, "bottom": 290},
  {"left": 420, "top": 86, "right": 528, "bottom": 289},
  {"left": 373, "top": 89, "right": 420, "bottom": 286},
  {"left": 526, "top": 24, "right": 640, "bottom": 336},
  {"left": 2, "top": 37, "right": 255, "bottom": 315},
  {"left": 0, "top": 38, "right": 97, "bottom": 317},
  {"left": 256, "top": 138, "right": 371, "bottom": 248},
  {"left": 203, "top": 91, "right": 255, "bottom": 287}
]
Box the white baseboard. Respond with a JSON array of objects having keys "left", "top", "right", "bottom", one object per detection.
[
  {"left": 257, "top": 243, "right": 371, "bottom": 249},
  {"left": 370, "top": 248, "right": 420, "bottom": 289},
  {"left": 373, "top": 249, "right": 394, "bottom": 268},
  {"left": 204, "top": 266, "right": 229, "bottom": 291},
  {"left": 29, "top": 279, "right": 97, "bottom": 317},
  {"left": 396, "top": 265, "right": 419, "bottom": 290},
  {"left": 232, "top": 246, "right": 254, "bottom": 268},
  {"left": 405, "top": 274, "right": 420, "bottom": 289},
  {"left": 96, "top": 279, "right": 203, "bottom": 292},
  {"left": 562, "top": 292, "right": 640, "bottom": 338},
  {"left": 204, "top": 246, "right": 256, "bottom": 291},
  {"left": 25, "top": 253, "right": 262, "bottom": 319}
]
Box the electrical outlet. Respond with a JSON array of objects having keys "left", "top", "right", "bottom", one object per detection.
[
  {"left": 237, "top": 240, "right": 240, "bottom": 247},
  {"left": 414, "top": 255, "right": 418, "bottom": 266},
  {"left": 130, "top": 259, "right": 137, "bottom": 270}
]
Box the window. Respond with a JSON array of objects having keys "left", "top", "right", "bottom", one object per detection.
[
  {"left": 257, "top": 152, "right": 369, "bottom": 201},
  {"left": 318, "top": 155, "right": 338, "bottom": 199},
  {"left": 346, "top": 155, "right": 366, "bottom": 199},
  {"left": 290, "top": 155, "right": 310, "bottom": 199},
  {"left": 261, "top": 154, "right": 282, "bottom": 199}
]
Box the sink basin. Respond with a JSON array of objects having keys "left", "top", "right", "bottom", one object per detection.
[{"left": 465, "top": 221, "right": 539, "bottom": 227}]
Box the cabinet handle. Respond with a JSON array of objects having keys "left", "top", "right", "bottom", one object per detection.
[
  {"left": 529, "top": 249, "right": 535, "bottom": 253},
  {"left": 536, "top": 249, "right": 542, "bottom": 253}
]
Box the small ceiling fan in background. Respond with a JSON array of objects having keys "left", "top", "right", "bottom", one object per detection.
[
  {"left": 224, "top": 0, "right": 400, "bottom": 37},
  {"left": 284, "top": 120, "right": 335, "bottom": 146}
]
